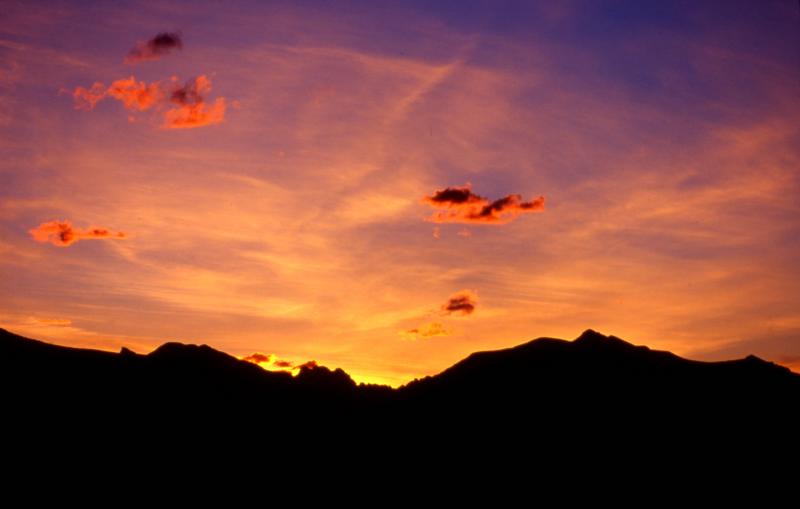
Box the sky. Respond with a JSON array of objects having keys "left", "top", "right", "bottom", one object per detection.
[{"left": 1, "top": 0, "right": 798, "bottom": 386}]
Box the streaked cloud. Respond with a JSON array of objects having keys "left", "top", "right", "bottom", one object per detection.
[
  {"left": 401, "top": 322, "right": 450, "bottom": 339},
  {"left": 31, "top": 317, "right": 72, "bottom": 326},
  {"left": 29, "top": 220, "right": 127, "bottom": 247}
]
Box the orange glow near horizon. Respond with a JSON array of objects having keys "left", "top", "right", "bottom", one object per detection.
[{"left": 1, "top": 1, "right": 799, "bottom": 388}]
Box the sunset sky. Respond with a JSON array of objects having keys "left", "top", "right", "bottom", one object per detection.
[{"left": 1, "top": 0, "right": 798, "bottom": 385}]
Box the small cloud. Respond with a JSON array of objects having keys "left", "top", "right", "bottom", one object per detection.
[
  {"left": 242, "top": 352, "right": 300, "bottom": 372},
  {"left": 72, "top": 82, "right": 106, "bottom": 110},
  {"left": 401, "top": 322, "right": 450, "bottom": 339},
  {"left": 125, "top": 32, "right": 183, "bottom": 65},
  {"left": 422, "top": 183, "right": 544, "bottom": 224},
  {"left": 106, "top": 76, "right": 163, "bottom": 111},
  {"left": 441, "top": 289, "right": 478, "bottom": 315},
  {"left": 432, "top": 226, "right": 441, "bottom": 239},
  {"left": 295, "top": 360, "right": 319, "bottom": 370},
  {"left": 163, "top": 75, "right": 226, "bottom": 129},
  {"left": 71, "top": 76, "right": 163, "bottom": 111},
  {"left": 457, "top": 227, "right": 472, "bottom": 237},
  {"left": 29, "top": 220, "right": 127, "bottom": 247},
  {"left": 242, "top": 353, "right": 274, "bottom": 364}
]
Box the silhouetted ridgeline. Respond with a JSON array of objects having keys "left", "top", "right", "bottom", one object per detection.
[{"left": 2, "top": 327, "right": 798, "bottom": 449}]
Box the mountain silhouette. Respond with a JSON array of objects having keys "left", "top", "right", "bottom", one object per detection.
[{"left": 3, "top": 326, "right": 798, "bottom": 455}]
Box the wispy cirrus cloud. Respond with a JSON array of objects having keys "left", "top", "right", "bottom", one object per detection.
[
  {"left": 125, "top": 32, "right": 183, "bottom": 65},
  {"left": 29, "top": 220, "right": 127, "bottom": 247},
  {"left": 422, "top": 184, "right": 545, "bottom": 224}
]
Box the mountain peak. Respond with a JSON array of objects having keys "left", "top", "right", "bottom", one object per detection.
[
  {"left": 573, "top": 329, "right": 638, "bottom": 350},
  {"left": 575, "top": 329, "right": 607, "bottom": 342}
]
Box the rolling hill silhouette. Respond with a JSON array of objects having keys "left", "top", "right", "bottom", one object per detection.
[{"left": 3, "top": 326, "right": 798, "bottom": 450}]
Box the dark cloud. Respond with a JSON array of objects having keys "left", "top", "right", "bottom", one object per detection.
[
  {"left": 125, "top": 32, "right": 183, "bottom": 64},
  {"left": 296, "top": 360, "right": 319, "bottom": 370},
  {"left": 427, "top": 186, "right": 485, "bottom": 205},
  {"left": 423, "top": 184, "right": 545, "bottom": 224},
  {"left": 441, "top": 290, "right": 478, "bottom": 315}
]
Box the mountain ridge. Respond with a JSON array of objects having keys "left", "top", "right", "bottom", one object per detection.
[{"left": 3, "top": 325, "right": 799, "bottom": 457}]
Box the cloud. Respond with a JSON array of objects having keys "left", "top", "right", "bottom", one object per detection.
[
  {"left": 125, "top": 32, "right": 183, "bottom": 65},
  {"left": 441, "top": 289, "right": 478, "bottom": 315},
  {"left": 71, "top": 76, "right": 163, "bottom": 111},
  {"left": 106, "top": 76, "right": 163, "bottom": 111},
  {"left": 163, "top": 75, "right": 226, "bottom": 128},
  {"left": 295, "top": 360, "right": 319, "bottom": 370},
  {"left": 28, "top": 220, "right": 127, "bottom": 247},
  {"left": 70, "top": 75, "right": 226, "bottom": 128},
  {"left": 242, "top": 353, "right": 273, "bottom": 364},
  {"left": 402, "top": 322, "right": 450, "bottom": 339},
  {"left": 422, "top": 184, "right": 545, "bottom": 224},
  {"left": 242, "top": 352, "right": 297, "bottom": 371},
  {"left": 72, "top": 82, "right": 106, "bottom": 110}
]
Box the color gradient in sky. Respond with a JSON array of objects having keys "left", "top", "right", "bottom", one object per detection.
[{"left": 1, "top": 0, "right": 798, "bottom": 385}]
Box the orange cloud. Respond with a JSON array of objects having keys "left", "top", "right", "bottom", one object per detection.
[
  {"left": 125, "top": 32, "right": 183, "bottom": 65},
  {"left": 72, "top": 82, "right": 106, "bottom": 110},
  {"left": 71, "top": 74, "right": 226, "bottom": 128},
  {"left": 106, "top": 76, "right": 163, "bottom": 111},
  {"left": 402, "top": 322, "right": 450, "bottom": 339},
  {"left": 242, "top": 353, "right": 273, "bottom": 364},
  {"left": 28, "top": 220, "right": 127, "bottom": 247},
  {"left": 163, "top": 75, "right": 225, "bottom": 129},
  {"left": 242, "top": 352, "right": 296, "bottom": 371},
  {"left": 423, "top": 184, "right": 545, "bottom": 224},
  {"left": 442, "top": 289, "right": 478, "bottom": 315}
]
